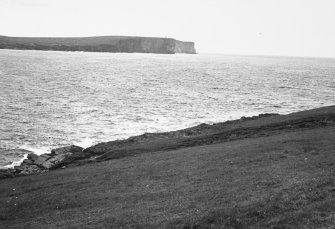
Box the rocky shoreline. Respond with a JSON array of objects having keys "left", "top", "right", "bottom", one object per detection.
[
  {"left": 0, "top": 114, "right": 276, "bottom": 179},
  {"left": 1, "top": 106, "right": 335, "bottom": 179},
  {"left": 0, "top": 145, "right": 84, "bottom": 178}
]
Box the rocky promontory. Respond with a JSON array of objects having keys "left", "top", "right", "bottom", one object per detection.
[
  {"left": 0, "top": 145, "right": 85, "bottom": 179},
  {"left": 0, "top": 35, "right": 196, "bottom": 54}
]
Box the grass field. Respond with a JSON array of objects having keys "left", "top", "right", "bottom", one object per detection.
[{"left": 0, "top": 106, "right": 334, "bottom": 228}]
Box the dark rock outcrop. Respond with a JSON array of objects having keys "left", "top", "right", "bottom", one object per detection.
[
  {"left": 1, "top": 145, "right": 84, "bottom": 178},
  {"left": 0, "top": 36, "right": 196, "bottom": 54},
  {"left": 51, "top": 145, "right": 83, "bottom": 155}
]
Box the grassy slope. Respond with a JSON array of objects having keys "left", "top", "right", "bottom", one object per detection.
[{"left": 0, "top": 107, "right": 334, "bottom": 228}]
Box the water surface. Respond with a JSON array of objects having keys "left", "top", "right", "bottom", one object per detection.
[{"left": 0, "top": 50, "right": 334, "bottom": 167}]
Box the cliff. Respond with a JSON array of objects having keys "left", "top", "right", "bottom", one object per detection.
[{"left": 0, "top": 35, "right": 196, "bottom": 54}]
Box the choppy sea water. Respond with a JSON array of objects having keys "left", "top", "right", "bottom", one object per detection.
[{"left": 0, "top": 49, "right": 334, "bottom": 167}]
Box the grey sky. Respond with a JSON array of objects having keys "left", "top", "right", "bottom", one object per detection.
[{"left": 0, "top": 0, "right": 334, "bottom": 57}]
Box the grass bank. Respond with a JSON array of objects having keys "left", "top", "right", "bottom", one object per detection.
[{"left": 0, "top": 106, "right": 334, "bottom": 228}]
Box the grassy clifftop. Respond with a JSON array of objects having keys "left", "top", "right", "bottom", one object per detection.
[
  {"left": 0, "top": 35, "right": 196, "bottom": 54},
  {"left": 0, "top": 106, "right": 334, "bottom": 228}
]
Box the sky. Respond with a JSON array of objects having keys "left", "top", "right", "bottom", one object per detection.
[{"left": 0, "top": 0, "right": 334, "bottom": 57}]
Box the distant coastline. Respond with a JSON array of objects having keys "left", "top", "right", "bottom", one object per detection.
[{"left": 0, "top": 35, "right": 196, "bottom": 54}]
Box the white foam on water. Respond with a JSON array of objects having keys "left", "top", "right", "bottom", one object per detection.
[
  {"left": 19, "top": 145, "right": 51, "bottom": 156},
  {"left": 4, "top": 154, "right": 28, "bottom": 169},
  {"left": 73, "top": 138, "right": 96, "bottom": 148}
]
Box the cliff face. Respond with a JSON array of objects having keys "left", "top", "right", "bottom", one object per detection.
[
  {"left": 174, "top": 40, "right": 196, "bottom": 54},
  {"left": 0, "top": 36, "right": 196, "bottom": 54}
]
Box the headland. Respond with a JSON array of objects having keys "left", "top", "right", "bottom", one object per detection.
[{"left": 0, "top": 35, "right": 196, "bottom": 54}]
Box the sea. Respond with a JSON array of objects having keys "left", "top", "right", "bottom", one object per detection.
[{"left": 0, "top": 49, "right": 334, "bottom": 168}]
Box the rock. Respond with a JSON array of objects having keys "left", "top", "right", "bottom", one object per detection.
[
  {"left": 14, "top": 165, "right": 26, "bottom": 172},
  {"left": 51, "top": 145, "right": 83, "bottom": 155},
  {"left": 21, "top": 159, "right": 34, "bottom": 165},
  {"left": 48, "top": 154, "right": 67, "bottom": 163},
  {"left": 16, "top": 165, "right": 41, "bottom": 175},
  {"left": 33, "top": 154, "right": 51, "bottom": 166},
  {"left": 40, "top": 161, "right": 54, "bottom": 169},
  {"left": 41, "top": 154, "right": 67, "bottom": 169},
  {"left": 27, "top": 153, "right": 39, "bottom": 160},
  {"left": 49, "top": 151, "right": 92, "bottom": 169},
  {"left": 23, "top": 145, "right": 84, "bottom": 169}
]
